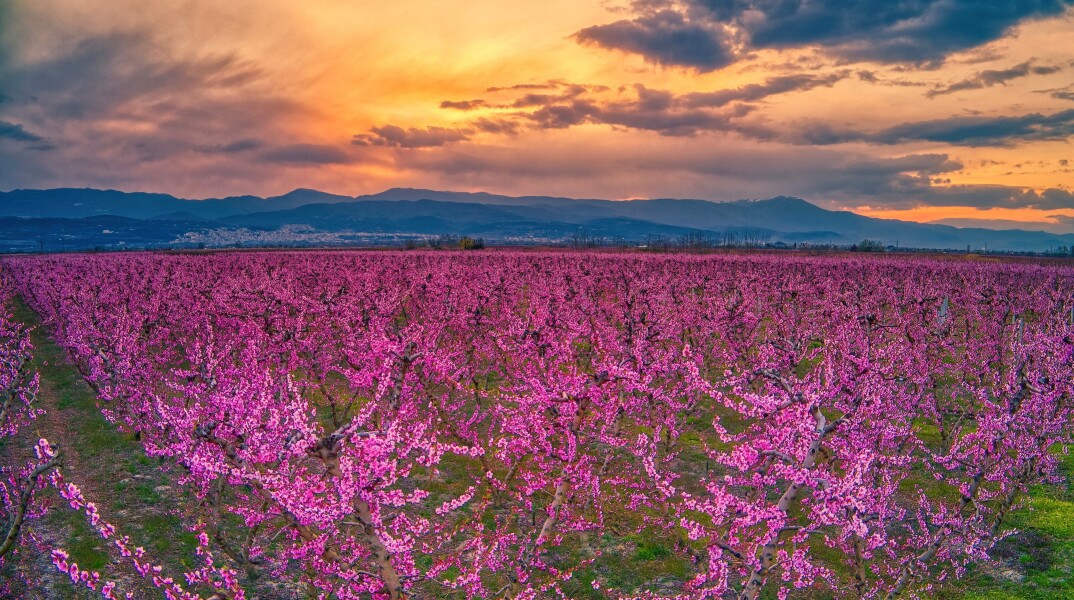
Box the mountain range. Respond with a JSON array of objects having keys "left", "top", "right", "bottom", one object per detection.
[{"left": 1, "top": 187, "right": 1072, "bottom": 253}]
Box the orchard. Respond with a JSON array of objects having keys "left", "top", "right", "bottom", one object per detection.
[{"left": 0, "top": 251, "right": 1071, "bottom": 599}]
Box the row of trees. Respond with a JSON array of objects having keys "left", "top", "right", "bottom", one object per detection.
[
  {"left": 404, "top": 235, "right": 486, "bottom": 250},
  {"left": 1045, "top": 245, "right": 1074, "bottom": 257},
  {"left": 2, "top": 251, "right": 1072, "bottom": 599},
  {"left": 0, "top": 275, "right": 56, "bottom": 567},
  {"left": 850, "top": 239, "right": 886, "bottom": 252},
  {"left": 570, "top": 229, "right": 778, "bottom": 250},
  {"left": 644, "top": 228, "right": 775, "bottom": 250},
  {"left": 0, "top": 271, "right": 246, "bottom": 598}
]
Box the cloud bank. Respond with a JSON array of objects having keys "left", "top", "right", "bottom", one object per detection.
[{"left": 576, "top": 0, "right": 1074, "bottom": 70}]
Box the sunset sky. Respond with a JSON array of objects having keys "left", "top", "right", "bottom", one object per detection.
[{"left": 2, "top": 1, "right": 1074, "bottom": 230}]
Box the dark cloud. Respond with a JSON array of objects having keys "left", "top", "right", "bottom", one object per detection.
[
  {"left": 592, "top": 87, "right": 753, "bottom": 136},
  {"left": 527, "top": 100, "right": 602, "bottom": 129},
  {"left": 219, "top": 138, "right": 264, "bottom": 153},
  {"left": 738, "top": 0, "right": 1072, "bottom": 62},
  {"left": 0, "top": 17, "right": 306, "bottom": 157},
  {"left": 0, "top": 120, "right": 55, "bottom": 151},
  {"left": 439, "top": 83, "right": 609, "bottom": 116},
  {"left": 856, "top": 70, "right": 878, "bottom": 83},
  {"left": 875, "top": 109, "right": 1074, "bottom": 146},
  {"left": 0, "top": 2, "right": 12, "bottom": 81},
  {"left": 681, "top": 72, "right": 848, "bottom": 107},
  {"left": 352, "top": 125, "right": 471, "bottom": 148},
  {"left": 499, "top": 85, "right": 748, "bottom": 136},
  {"left": 439, "top": 99, "right": 487, "bottom": 110},
  {"left": 865, "top": 182, "right": 1074, "bottom": 210},
  {"left": 854, "top": 70, "right": 927, "bottom": 87},
  {"left": 575, "top": 1, "right": 1074, "bottom": 70},
  {"left": 803, "top": 154, "right": 965, "bottom": 201},
  {"left": 853, "top": 153, "right": 963, "bottom": 177},
  {"left": 431, "top": 73, "right": 848, "bottom": 139},
  {"left": 3, "top": 32, "right": 263, "bottom": 119},
  {"left": 0, "top": 20, "right": 347, "bottom": 190},
  {"left": 927, "top": 61, "right": 1063, "bottom": 97},
  {"left": 939, "top": 186, "right": 1074, "bottom": 210},
  {"left": 470, "top": 117, "right": 522, "bottom": 136},
  {"left": 485, "top": 81, "right": 565, "bottom": 93},
  {"left": 199, "top": 138, "right": 265, "bottom": 154},
  {"left": 257, "top": 143, "right": 353, "bottom": 165},
  {"left": 574, "top": 10, "right": 734, "bottom": 71},
  {"left": 781, "top": 109, "right": 1074, "bottom": 147},
  {"left": 508, "top": 84, "right": 600, "bottom": 108},
  {"left": 1023, "top": 188, "right": 1074, "bottom": 209},
  {"left": 0, "top": 119, "right": 43, "bottom": 143},
  {"left": 596, "top": 108, "right": 729, "bottom": 136},
  {"left": 1038, "top": 84, "right": 1074, "bottom": 101}
]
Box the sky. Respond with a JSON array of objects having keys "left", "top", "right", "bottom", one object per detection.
[{"left": 2, "top": 1, "right": 1074, "bottom": 231}]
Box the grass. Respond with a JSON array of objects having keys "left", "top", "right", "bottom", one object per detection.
[
  {"left": 557, "top": 535, "right": 693, "bottom": 599},
  {"left": 1024, "top": 497, "right": 1074, "bottom": 539},
  {"left": 63, "top": 515, "right": 110, "bottom": 572},
  {"left": 634, "top": 539, "right": 673, "bottom": 561},
  {"left": 955, "top": 452, "right": 1074, "bottom": 599}
]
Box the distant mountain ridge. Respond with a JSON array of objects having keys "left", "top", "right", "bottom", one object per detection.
[
  {"left": 0, "top": 188, "right": 355, "bottom": 220},
  {"left": 1, "top": 187, "right": 1072, "bottom": 253}
]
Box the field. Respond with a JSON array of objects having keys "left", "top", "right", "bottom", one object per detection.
[{"left": 1, "top": 250, "right": 1072, "bottom": 600}]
